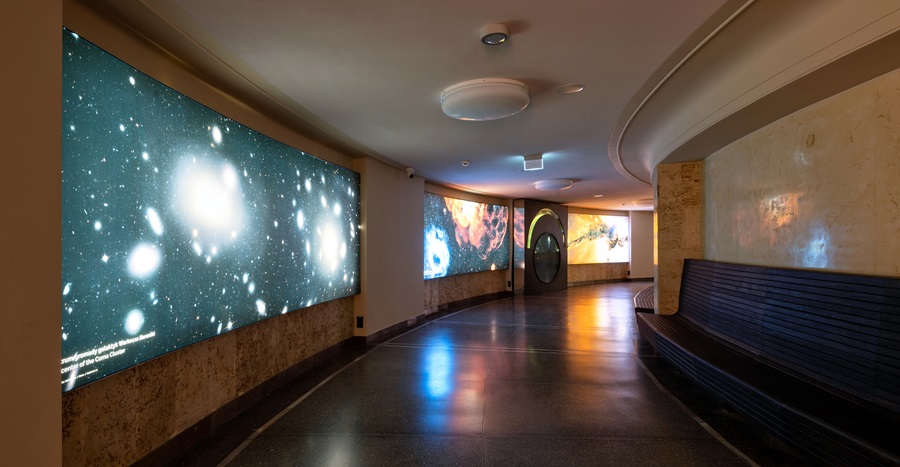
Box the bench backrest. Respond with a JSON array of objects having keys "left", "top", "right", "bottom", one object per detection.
[{"left": 679, "top": 259, "right": 900, "bottom": 411}]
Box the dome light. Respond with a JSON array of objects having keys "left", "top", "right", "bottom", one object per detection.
[{"left": 441, "top": 78, "right": 530, "bottom": 121}]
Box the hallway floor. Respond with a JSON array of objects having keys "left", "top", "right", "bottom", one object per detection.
[{"left": 167, "top": 283, "right": 810, "bottom": 466}]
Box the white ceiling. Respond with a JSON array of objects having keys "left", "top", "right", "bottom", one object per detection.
[{"left": 68, "top": 0, "right": 900, "bottom": 210}]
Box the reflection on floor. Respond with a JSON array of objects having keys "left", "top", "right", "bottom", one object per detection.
[{"left": 166, "top": 283, "right": 811, "bottom": 466}]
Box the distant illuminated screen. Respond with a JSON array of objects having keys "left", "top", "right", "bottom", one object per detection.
[
  {"left": 513, "top": 207, "right": 525, "bottom": 269},
  {"left": 567, "top": 214, "right": 629, "bottom": 264},
  {"left": 423, "top": 193, "right": 509, "bottom": 279},
  {"left": 61, "top": 29, "right": 360, "bottom": 392}
]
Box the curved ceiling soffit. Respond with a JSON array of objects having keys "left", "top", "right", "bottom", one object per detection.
[
  {"left": 609, "top": 0, "right": 900, "bottom": 185},
  {"left": 607, "top": 0, "right": 755, "bottom": 186}
]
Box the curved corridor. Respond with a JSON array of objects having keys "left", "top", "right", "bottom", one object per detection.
[{"left": 173, "top": 283, "right": 781, "bottom": 466}]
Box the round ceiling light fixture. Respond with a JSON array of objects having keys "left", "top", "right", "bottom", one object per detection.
[
  {"left": 441, "top": 78, "right": 530, "bottom": 121},
  {"left": 534, "top": 178, "right": 574, "bottom": 191},
  {"left": 480, "top": 23, "right": 510, "bottom": 45}
]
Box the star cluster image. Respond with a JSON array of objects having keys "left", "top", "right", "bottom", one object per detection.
[
  {"left": 61, "top": 30, "right": 360, "bottom": 392},
  {"left": 424, "top": 193, "right": 509, "bottom": 279}
]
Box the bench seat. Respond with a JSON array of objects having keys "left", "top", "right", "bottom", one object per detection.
[
  {"left": 633, "top": 285, "right": 655, "bottom": 313},
  {"left": 637, "top": 259, "right": 900, "bottom": 465}
]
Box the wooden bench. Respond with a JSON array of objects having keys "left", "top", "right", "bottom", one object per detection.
[
  {"left": 636, "top": 259, "right": 900, "bottom": 465},
  {"left": 633, "top": 285, "right": 655, "bottom": 313}
]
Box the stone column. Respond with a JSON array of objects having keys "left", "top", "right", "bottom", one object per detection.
[{"left": 654, "top": 162, "right": 703, "bottom": 315}]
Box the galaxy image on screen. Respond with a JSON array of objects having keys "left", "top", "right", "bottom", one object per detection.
[
  {"left": 423, "top": 193, "right": 509, "bottom": 279},
  {"left": 61, "top": 30, "right": 360, "bottom": 392},
  {"left": 567, "top": 213, "right": 629, "bottom": 264},
  {"left": 513, "top": 207, "right": 525, "bottom": 270}
]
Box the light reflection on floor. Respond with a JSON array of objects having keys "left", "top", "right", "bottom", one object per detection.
[{"left": 167, "top": 282, "right": 804, "bottom": 466}]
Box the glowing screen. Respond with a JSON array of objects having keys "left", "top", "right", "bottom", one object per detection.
[
  {"left": 567, "top": 213, "right": 629, "bottom": 264},
  {"left": 513, "top": 207, "right": 525, "bottom": 270},
  {"left": 423, "top": 193, "right": 509, "bottom": 279},
  {"left": 61, "top": 30, "right": 360, "bottom": 391}
]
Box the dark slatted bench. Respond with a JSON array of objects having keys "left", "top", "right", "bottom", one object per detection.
[
  {"left": 636, "top": 259, "right": 900, "bottom": 465},
  {"left": 633, "top": 285, "right": 655, "bottom": 313}
]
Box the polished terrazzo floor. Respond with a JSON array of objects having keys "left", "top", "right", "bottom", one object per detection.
[{"left": 167, "top": 283, "right": 809, "bottom": 466}]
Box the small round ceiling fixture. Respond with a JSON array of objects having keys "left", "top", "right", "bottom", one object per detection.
[
  {"left": 534, "top": 178, "right": 574, "bottom": 191},
  {"left": 593, "top": 194, "right": 604, "bottom": 198},
  {"left": 441, "top": 78, "right": 530, "bottom": 121},
  {"left": 461, "top": 160, "right": 470, "bottom": 167},
  {"left": 480, "top": 23, "right": 510, "bottom": 45},
  {"left": 557, "top": 83, "right": 585, "bottom": 94}
]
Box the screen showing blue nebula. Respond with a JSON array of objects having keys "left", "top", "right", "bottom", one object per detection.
[
  {"left": 423, "top": 193, "right": 509, "bottom": 279},
  {"left": 61, "top": 30, "right": 360, "bottom": 392}
]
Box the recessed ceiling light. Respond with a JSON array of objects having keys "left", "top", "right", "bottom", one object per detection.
[
  {"left": 480, "top": 23, "right": 510, "bottom": 45},
  {"left": 461, "top": 160, "right": 470, "bottom": 167},
  {"left": 593, "top": 194, "right": 604, "bottom": 198},
  {"left": 556, "top": 83, "right": 585, "bottom": 95}
]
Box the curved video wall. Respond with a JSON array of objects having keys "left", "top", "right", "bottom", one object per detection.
[
  {"left": 61, "top": 30, "right": 360, "bottom": 391},
  {"left": 423, "top": 193, "right": 509, "bottom": 279}
]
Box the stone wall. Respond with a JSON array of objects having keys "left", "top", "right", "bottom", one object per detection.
[
  {"left": 567, "top": 263, "right": 629, "bottom": 286},
  {"left": 654, "top": 162, "right": 703, "bottom": 315},
  {"left": 62, "top": 297, "right": 353, "bottom": 466},
  {"left": 705, "top": 68, "right": 900, "bottom": 276},
  {"left": 424, "top": 270, "right": 508, "bottom": 313}
]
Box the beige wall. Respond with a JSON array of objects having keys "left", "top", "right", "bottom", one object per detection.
[
  {"left": 354, "top": 157, "right": 424, "bottom": 335},
  {"left": 629, "top": 210, "right": 655, "bottom": 279},
  {"left": 705, "top": 67, "right": 900, "bottom": 276},
  {"left": 0, "top": 0, "right": 62, "bottom": 465}
]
